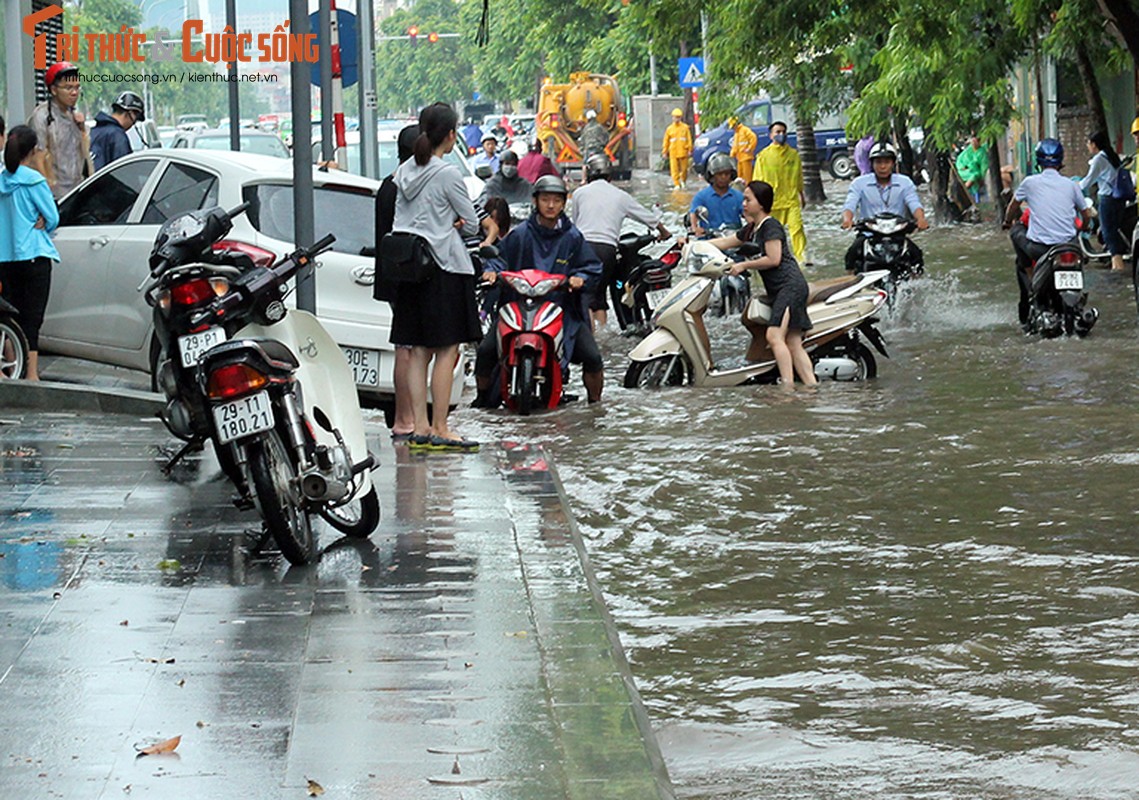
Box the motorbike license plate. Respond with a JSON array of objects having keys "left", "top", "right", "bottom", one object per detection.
[
  {"left": 341, "top": 346, "right": 380, "bottom": 387},
  {"left": 1054, "top": 271, "right": 1083, "bottom": 290},
  {"left": 178, "top": 326, "right": 226, "bottom": 368},
  {"left": 646, "top": 288, "right": 671, "bottom": 310},
  {"left": 212, "top": 391, "right": 274, "bottom": 444}
]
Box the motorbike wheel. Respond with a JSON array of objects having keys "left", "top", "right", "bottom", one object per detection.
[
  {"left": 248, "top": 429, "right": 315, "bottom": 565},
  {"left": 0, "top": 316, "right": 29, "bottom": 379},
  {"left": 319, "top": 486, "right": 380, "bottom": 539},
  {"left": 624, "top": 354, "right": 691, "bottom": 388},
  {"left": 517, "top": 353, "right": 537, "bottom": 416},
  {"left": 829, "top": 153, "right": 855, "bottom": 181},
  {"left": 843, "top": 341, "right": 878, "bottom": 380}
]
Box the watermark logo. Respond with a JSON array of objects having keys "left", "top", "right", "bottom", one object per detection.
[
  {"left": 22, "top": 10, "right": 318, "bottom": 67},
  {"left": 23, "top": 5, "right": 65, "bottom": 71}
]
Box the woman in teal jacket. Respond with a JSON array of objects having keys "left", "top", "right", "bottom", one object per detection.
[{"left": 0, "top": 126, "right": 61, "bottom": 380}]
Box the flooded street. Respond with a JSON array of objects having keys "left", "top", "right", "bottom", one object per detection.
[{"left": 458, "top": 171, "right": 1139, "bottom": 798}]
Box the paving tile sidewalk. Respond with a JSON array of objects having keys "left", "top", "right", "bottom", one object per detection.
[{"left": 0, "top": 410, "right": 673, "bottom": 799}]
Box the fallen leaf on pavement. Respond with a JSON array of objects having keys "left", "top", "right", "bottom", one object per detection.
[
  {"left": 306, "top": 778, "right": 325, "bottom": 796},
  {"left": 137, "top": 735, "right": 181, "bottom": 756}
]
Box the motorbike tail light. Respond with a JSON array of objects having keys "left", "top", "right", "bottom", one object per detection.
[
  {"left": 661, "top": 251, "right": 680, "bottom": 267},
  {"left": 171, "top": 278, "right": 219, "bottom": 307},
  {"left": 212, "top": 240, "right": 277, "bottom": 268},
  {"left": 1056, "top": 251, "right": 1080, "bottom": 267},
  {"left": 205, "top": 363, "right": 269, "bottom": 400}
]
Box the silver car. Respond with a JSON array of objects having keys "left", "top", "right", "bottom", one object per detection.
[{"left": 39, "top": 148, "right": 465, "bottom": 406}]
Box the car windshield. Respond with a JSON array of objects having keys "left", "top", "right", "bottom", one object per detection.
[
  {"left": 243, "top": 182, "right": 375, "bottom": 256},
  {"left": 194, "top": 135, "right": 289, "bottom": 159}
]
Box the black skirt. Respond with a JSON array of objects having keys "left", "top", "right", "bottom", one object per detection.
[{"left": 390, "top": 269, "right": 481, "bottom": 348}]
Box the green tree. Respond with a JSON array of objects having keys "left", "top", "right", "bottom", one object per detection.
[{"left": 374, "top": 0, "right": 476, "bottom": 113}]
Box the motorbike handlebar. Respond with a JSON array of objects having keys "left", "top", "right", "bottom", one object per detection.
[{"left": 224, "top": 201, "right": 250, "bottom": 221}]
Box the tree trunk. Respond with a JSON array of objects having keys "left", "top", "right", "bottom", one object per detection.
[
  {"left": 892, "top": 115, "right": 918, "bottom": 182},
  {"left": 1095, "top": 0, "right": 1139, "bottom": 62},
  {"left": 792, "top": 101, "right": 825, "bottom": 204},
  {"left": 796, "top": 119, "right": 826, "bottom": 204},
  {"left": 987, "top": 139, "right": 1006, "bottom": 227},
  {"left": 1074, "top": 43, "right": 1108, "bottom": 136},
  {"left": 928, "top": 147, "right": 954, "bottom": 222}
]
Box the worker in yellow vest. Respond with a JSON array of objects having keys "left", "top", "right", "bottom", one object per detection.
[
  {"left": 755, "top": 120, "right": 807, "bottom": 262},
  {"left": 662, "top": 108, "right": 693, "bottom": 190},
  {"left": 728, "top": 117, "right": 757, "bottom": 184}
]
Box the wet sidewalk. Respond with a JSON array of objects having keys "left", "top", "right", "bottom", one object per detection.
[{"left": 0, "top": 405, "right": 673, "bottom": 798}]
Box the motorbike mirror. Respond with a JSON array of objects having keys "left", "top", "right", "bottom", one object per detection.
[
  {"left": 312, "top": 407, "right": 334, "bottom": 433},
  {"left": 695, "top": 206, "right": 709, "bottom": 222},
  {"left": 475, "top": 165, "right": 493, "bottom": 180},
  {"left": 478, "top": 244, "right": 500, "bottom": 260},
  {"left": 737, "top": 243, "right": 762, "bottom": 257}
]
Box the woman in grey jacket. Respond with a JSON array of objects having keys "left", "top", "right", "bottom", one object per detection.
[{"left": 391, "top": 103, "right": 482, "bottom": 451}]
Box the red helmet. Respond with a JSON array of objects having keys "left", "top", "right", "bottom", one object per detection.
[{"left": 45, "top": 61, "right": 79, "bottom": 87}]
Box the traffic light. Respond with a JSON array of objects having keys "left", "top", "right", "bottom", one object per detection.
[
  {"left": 427, "top": 31, "right": 439, "bottom": 44},
  {"left": 407, "top": 25, "right": 418, "bottom": 46}
]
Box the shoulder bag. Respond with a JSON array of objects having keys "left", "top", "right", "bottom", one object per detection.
[{"left": 379, "top": 232, "right": 437, "bottom": 284}]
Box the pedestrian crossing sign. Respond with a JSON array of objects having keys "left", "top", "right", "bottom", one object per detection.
[{"left": 679, "top": 57, "right": 704, "bottom": 88}]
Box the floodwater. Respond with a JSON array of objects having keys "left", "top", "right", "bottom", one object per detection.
[{"left": 456, "top": 172, "right": 1139, "bottom": 798}]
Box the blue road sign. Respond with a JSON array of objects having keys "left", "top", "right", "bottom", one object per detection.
[
  {"left": 679, "top": 57, "right": 705, "bottom": 88},
  {"left": 310, "top": 9, "right": 359, "bottom": 89}
]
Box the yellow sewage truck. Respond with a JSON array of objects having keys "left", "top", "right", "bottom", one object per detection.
[{"left": 535, "top": 72, "right": 635, "bottom": 180}]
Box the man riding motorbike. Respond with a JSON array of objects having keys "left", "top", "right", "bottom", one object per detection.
[
  {"left": 572, "top": 153, "right": 672, "bottom": 328},
  {"left": 841, "top": 141, "right": 929, "bottom": 273},
  {"left": 689, "top": 152, "right": 744, "bottom": 237},
  {"left": 1002, "top": 138, "right": 1090, "bottom": 329},
  {"left": 480, "top": 151, "right": 533, "bottom": 205},
  {"left": 474, "top": 175, "right": 604, "bottom": 404},
  {"left": 580, "top": 109, "right": 609, "bottom": 161}
]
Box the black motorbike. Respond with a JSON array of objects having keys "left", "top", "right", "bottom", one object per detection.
[
  {"left": 1025, "top": 243, "right": 1098, "bottom": 338},
  {"left": 0, "top": 288, "right": 29, "bottom": 380},
  {"left": 612, "top": 233, "right": 678, "bottom": 332},
  {"left": 851, "top": 213, "right": 924, "bottom": 301}
]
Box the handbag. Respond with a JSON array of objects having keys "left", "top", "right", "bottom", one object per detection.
[
  {"left": 746, "top": 296, "right": 772, "bottom": 323},
  {"left": 379, "top": 232, "right": 436, "bottom": 284}
]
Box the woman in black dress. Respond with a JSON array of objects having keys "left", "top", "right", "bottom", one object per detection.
[{"left": 707, "top": 180, "right": 817, "bottom": 387}]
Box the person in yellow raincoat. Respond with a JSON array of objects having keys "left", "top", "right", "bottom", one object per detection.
[
  {"left": 755, "top": 120, "right": 807, "bottom": 262},
  {"left": 728, "top": 118, "right": 757, "bottom": 183},
  {"left": 662, "top": 108, "right": 693, "bottom": 189}
]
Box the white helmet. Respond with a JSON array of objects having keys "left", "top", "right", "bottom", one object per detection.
[
  {"left": 585, "top": 109, "right": 597, "bottom": 121},
  {"left": 869, "top": 141, "right": 898, "bottom": 161}
]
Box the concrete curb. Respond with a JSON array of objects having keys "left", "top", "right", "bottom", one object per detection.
[{"left": 0, "top": 378, "right": 164, "bottom": 416}]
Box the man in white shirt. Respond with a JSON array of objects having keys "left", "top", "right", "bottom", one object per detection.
[
  {"left": 571, "top": 153, "right": 672, "bottom": 328},
  {"left": 1003, "top": 138, "right": 1090, "bottom": 326}
]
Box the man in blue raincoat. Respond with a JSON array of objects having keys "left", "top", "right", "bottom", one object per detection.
[{"left": 473, "top": 174, "right": 604, "bottom": 404}]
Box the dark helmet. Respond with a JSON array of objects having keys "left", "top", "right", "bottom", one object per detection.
[
  {"left": 112, "top": 91, "right": 145, "bottom": 120},
  {"left": 1035, "top": 138, "right": 1063, "bottom": 169},
  {"left": 532, "top": 174, "right": 568, "bottom": 197},
  {"left": 45, "top": 61, "right": 79, "bottom": 87},
  {"left": 585, "top": 152, "right": 610, "bottom": 179},
  {"left": 868, "top": 141, "right": 897, "bottom": 161},
  {"left": 705, "top": 152, "right": 736, "bottom": 180}
]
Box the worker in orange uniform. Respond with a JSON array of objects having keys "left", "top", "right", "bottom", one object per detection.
[
  {"left": 755, "top": 120, "right": 807, "bottom": 262},
  {"left": 728, "top": 117, "right": 757, "bottom": 184},
  {"left": 662, "top": 108, "right": 693, "bottom": 190}
]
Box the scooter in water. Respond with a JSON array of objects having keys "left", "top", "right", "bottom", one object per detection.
[
  {"left": 142, "top": 208, "right": 379, "bottom": 564},
  {"left": 625, "top": 241, "right": 890, "bottom": 388},
  {"left": 0, "top": 284, "right": 29, "bottom": 379},
  {"left": 850, "top": 213, "right": 923, "bottom": 302},
  {"left": 493, "top": 268, "right": 568, "bottom": 415},
  {"left": 1024, "top": 243, "right": 1098, "bottom": 338},
  {"left": 692, "top": 206, "right": 750, "bottom": 317}
]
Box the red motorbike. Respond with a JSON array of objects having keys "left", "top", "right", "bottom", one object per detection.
[{"left": 494, "top": 269, "right": 567, "bottom": 415}]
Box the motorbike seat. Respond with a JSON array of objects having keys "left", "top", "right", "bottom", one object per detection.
[{"left": 806, "top": 276, "right": 861, "bottom": 305}]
